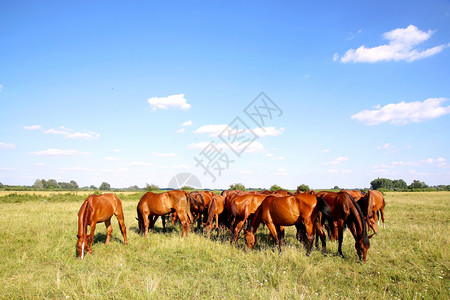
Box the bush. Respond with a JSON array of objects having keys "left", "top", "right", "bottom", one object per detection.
[{"left": 229, "top": 183, "right": 246, "bottom": 191}]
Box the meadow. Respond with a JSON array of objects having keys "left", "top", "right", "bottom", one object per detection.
[{"left": 0, "top": 191, "right": 448, "bottom": 299}]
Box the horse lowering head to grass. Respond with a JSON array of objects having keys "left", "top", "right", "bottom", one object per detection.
[
  {"left": 136, "top": 190, "right": 193, "bottom": 238},
  {"left": 244, "top": 193, "right": 331, "bottom": 256},
  {"left": 76, "top": 193, "right": 128, "bottom": 259},
  {"left": 319, "top": 191, "right": 372, "bottom": 262}
]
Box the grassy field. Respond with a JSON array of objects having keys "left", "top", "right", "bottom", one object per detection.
[{"left": 0, "top": 192, "right": 448, "bottom": 299}]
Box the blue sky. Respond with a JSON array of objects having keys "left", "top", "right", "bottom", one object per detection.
[{"left": 1, "top": 1, "right": 449, "bottom": 189}]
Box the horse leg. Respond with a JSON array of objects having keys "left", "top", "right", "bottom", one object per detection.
[
  {"left": 266, "top": 222, "right": 280, "bottom": 252},
  {"left": 177, "top": 213, "right": 189, "bottom": 237},
  {"left": 105, "top": 219, "right": 112, "bottom": 245},
  {"left": 304, "top": 221, "right": 315, "bottom": 256},
  {"left": 380, "top": 208, "right": 385, "bottom": 229},
  {"left": 277, "top": 226, "right": 285, "bottom": 246},
  {"left": 162, "top": 215, "right": 166, "bottom": 233},
  {"left": 143, "top": 213, "right": 150, "bottom": 238},
  {"left": 337, "top": 226, "right": 345, "bottom": 258},
  {"left": 88, "top": 222, "right": 97, "bottom": 253},
  {"left": 115, "top": 210, "right": 128, "bottom": 245},
  {"left": 233, "top": 219, "right": 246, "bottom": 246}
]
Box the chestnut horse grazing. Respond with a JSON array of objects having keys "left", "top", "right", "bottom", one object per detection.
[
  {"left": 76, "top": 193, "right": 128, "bottom": 259},
  {"left": 228, "top": 193, "right": 268, "bottom": 245},
  {"left": 360, "top": 190, "right": 385, "bottom": 233},
  {"left": 244, "top": 194, "right": 331, "bottom": 256},
  {"left": 136, "top": 190, "right": 193, "bottom": 238},
  {"left": 318, "top": 191, "right": 372, "bottom": 262},
  {"left": 203, "top": 194, "right": 225, "bottom": 235}
]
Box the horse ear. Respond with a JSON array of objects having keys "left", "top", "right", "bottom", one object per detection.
[{"left": 368, "top": 233, "right": 375, "bottom": 239}]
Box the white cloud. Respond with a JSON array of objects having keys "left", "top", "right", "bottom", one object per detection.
[
  {"left": 187, "top": 142, "right": 211, "bottom": 150},
  {"left": 0, "top": 167, "right": 14, "bottom": 171},
  {"left": 275, "top": 168, "right": 288, "bottom": 176},
  {"left": 351, "top": 97, "right": 450, "bottom": 125},
  {"left": 113, "top": 149, "right": 121, "bottom": 153},
  {"left": 182, "top": 120, "right": 192, "bottom": 127},
  {"left": 0, "top": 142, "right": 16, "bottom": 149},
  {"left": 187, "top": 140, "right": 265, "bottom": 154},
  {"left": 147, "top": 94, "right": 191, "bottom": 111},
  {"left": 130, "top": 162, "right": 155, "bottom": 167},
  {"left": 327, "top": 169, "right": 339, "bottom": 174},
  {"left": 266, "top": 153, "right": 285, "bottom": 160},
  {"left": 28, "top": 149, "right": 90, "bottom": 156},
  {"left": 320, "top": 149, "right": 329, "bottom": 153},
  {"left": 252, "top": 127, "right": 285, "bottom": 137},
  {"left": 24, "top": 125, "right": 41, "bottom": 130},
  {"left": 151, "top": 152, "right": 177, "bottom": 157},
  {"left": 321, "top": 156, "right": 348, "bottom": 165},
  {"left": 337, "top": 25, "right": 447, "bottom": 63},
  {"left": 194, "top": 124, "right": 284, "bottom": 138},
  {"left": 176, "top": 128, "right": 185, "bottom": 133},
  {"left": 43, "top": 126, "right": 100, "bottom": 140},
  {"left": 193, "top": 124, "right": 228, "bottom": 136},
  {"left": 61, "top": 167, "right": 94, "bottom": 171},
  {"left": 0, "top": 84, "right": 2, "bottom": 92},
  {"left": 377, "top": 143, "right": 392, "bottom": 150},
  {"left": 372, "top": 157, "right": 447, "bottom": 169}
]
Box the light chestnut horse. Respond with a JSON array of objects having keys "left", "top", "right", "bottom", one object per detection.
[
  {"left": 137, "top": 190, "right": 193, "bottom": 237},
  {"left": 359, "top": 190, "right": 386, "bottom": 233},
  {"left": 76, "top": 193, "right": 128, "bottom": 259},
  {"left": 244, "top": 194, "right": 331, "bottom": 256},
  {"left": 203, "top": 194, "right": 225, "bottom": 235}
]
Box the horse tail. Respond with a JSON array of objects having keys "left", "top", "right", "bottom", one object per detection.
[
  {"left": 347, "top": 193, "right": 370, "bottom": 246},
  {"left": 316, "top": 196, "right": 333, "bottom": 228},
  {"left": 136, "top": 205, "right": 144, "bottom": 234},
  {"left": 204, "top": 196, "right": 217, "bottom": 226},
  {"left": 185, "top": 194, "right": 195, "bottom": 223}
]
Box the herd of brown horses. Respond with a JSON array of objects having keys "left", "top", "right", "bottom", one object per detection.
[{"left": 76, "top": 188, "right": 385, "bottom": 262}]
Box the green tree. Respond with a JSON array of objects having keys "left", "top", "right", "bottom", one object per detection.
[
  {"left": 333, "top": 186, "right": 340, "bottom": 190},
  {"left": 181, "top": 186, "right": 194, "bottom": 191},
  {"left": 47, "top": 179, "right": 59, "bottom": 189},
  {"left": 229, "top": 183, "right": 246, "bottom": 191},
  {"left": 145, "top": 184, "right": 160, "bottom": 192},
  {"left": 128, "top": 185, "right": 140, "bottom": 191},
  {"left": 70, "top": 180, "right": 79, "bottom": 190},
  {"left": 296, "top": 184, "right": 310, "bottom": 192},
  {"left": 409, "top": 180, "right": 428, "bottom": 189},
  {"left": 0, "top": 182, "right": 3, "bottom": 189},
  {"left": 33, "top": 179, "right": 44, "bottom": 190},
  {"left": 99, "top": 182, "right": 111, "bottom": 190},
  {"left": 370, "top": 178, "right": 393, "bottom": 190},
  {"left": 270, "top": 184, "right": 283, "bottom": 191},
  {"left": 89, "top": 185, "right": 97, "bottom": 190},
  {"left": 392, "top": 179, "right": 408, "bottom": 190}
]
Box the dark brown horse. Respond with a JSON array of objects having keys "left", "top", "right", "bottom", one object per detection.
[
  {"left": 317, "top": 191, "right": 372, "bottom": 262},
  {"left": 188, "top": 190, "right": 216, "bottom": 229},
  {"left": 244, "top": 193, "right": 331, "bottom": 256},
  {"left": 203, "top": 194, "right": 225, "bottom": 235},
  {"left": 76, "top": 194, "right": 128, "bottom": 259},
  {"left": 341, "top": 189, "right": 364, "bottom": 201},
  {"left": 136, "top": 190, "right": 193, "bottom": 237}
]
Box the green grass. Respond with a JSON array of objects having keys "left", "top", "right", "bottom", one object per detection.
[{"left": 0, "top": 192, "right": 448, "bottom": 299}]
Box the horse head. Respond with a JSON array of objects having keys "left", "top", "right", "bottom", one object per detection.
[
  {"left": 76, "top": 234, "right": 88, "bottom": 259},
  {"left": 244, "top": 231, "right": 256, "bottom": 250}
]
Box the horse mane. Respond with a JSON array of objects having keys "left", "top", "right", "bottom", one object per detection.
[
  {"left": 78, "top": 196, "right": 94, "bottom": 238},
  {"left": 345, "top": 192, "right": 369, "bottom": 246}
]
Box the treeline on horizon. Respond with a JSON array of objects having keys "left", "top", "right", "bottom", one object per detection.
[{"left": 0, "top": 178, "right": 449, "bottom": 193}]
